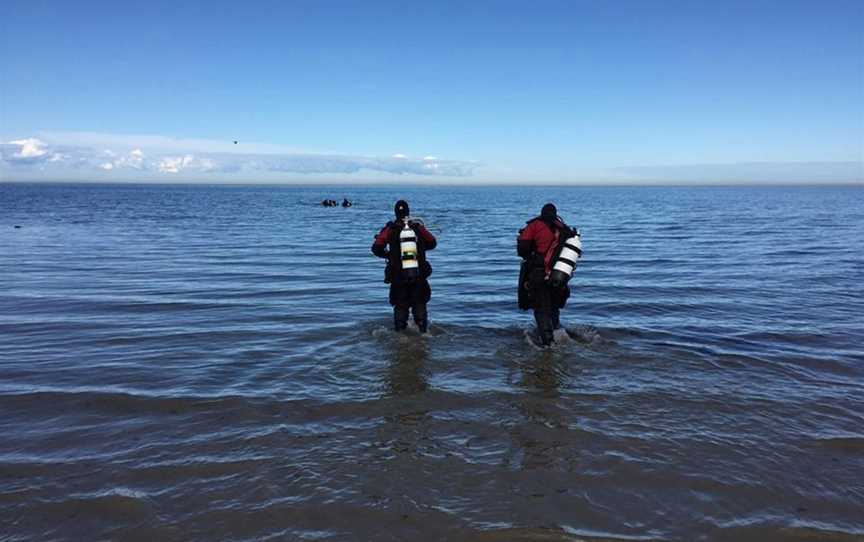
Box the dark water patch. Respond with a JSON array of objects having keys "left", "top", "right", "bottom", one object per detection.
[
  {"left": 813, "top": 436, "right": 864, "bottom": 454},
  {"left": 0, "top": 294, "right": 237, "bottom": 315},
  {"left": 455, "top": 528, "right": 667, "bottom": 541},
  {"left": 708, "top": 523, "right": 864, "bottom": 542}
]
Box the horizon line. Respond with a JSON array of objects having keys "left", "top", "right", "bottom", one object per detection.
[{"left": 2, "top": 179, "right": 862, "bottom": 188}]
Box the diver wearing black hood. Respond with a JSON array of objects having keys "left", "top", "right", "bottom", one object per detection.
[
  {"left": 371, "top": 200, "right": 438, "bottom": 332},
  {"left": 517, "top": 203, "right": 582, "bottom": 345}
]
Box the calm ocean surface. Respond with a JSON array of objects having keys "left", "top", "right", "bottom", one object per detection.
[{"left": 1, "top": 183, "right": 862, "bottom": 542}]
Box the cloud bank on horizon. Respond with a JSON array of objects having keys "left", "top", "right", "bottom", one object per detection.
[{"left": 0, "top": 134, "right": 479, "bottom": 179}]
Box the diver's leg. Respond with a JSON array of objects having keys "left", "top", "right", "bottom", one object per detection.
[
  {"left": 394, "top": 305, "right": 409, "bottom": 331},
  {"left": 534, "top": 309, "right": 554, "bottom": 345},
  {"left": 412, "top": 302, "right": 428, "bottom": 333},
  {"left": 532, "top": 284, "right": 554, "bottom": 346},
  {"left": 551, "top": 284, "right": 568, "bottom": 331},
  {"left": 391, "top": 283, "right": 410, "bottom": 331},
  {"left": 551, "top": 307, "right": 561, "bottom": 330},
  {"left": 412, "top": 279, "right": 431, "bottom": 333}
]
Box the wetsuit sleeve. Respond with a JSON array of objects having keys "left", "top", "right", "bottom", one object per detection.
[
  {"left": 416, "top": 225, "right": 437, "bottom": 250},
  {"left": 517, "top": 222, "right": 536, "bottom": 259},
  {"left": 371, "top": 225, "right": 391, "bottom": 258}
]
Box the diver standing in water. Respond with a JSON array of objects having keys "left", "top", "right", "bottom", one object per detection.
[
  {"left": 517, "top": 203, "right": 582, "bottom": 346},
  {"left": 372, "top": 200, "right": 437, "bottom": 333}
]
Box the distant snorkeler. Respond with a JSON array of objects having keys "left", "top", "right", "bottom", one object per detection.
[
  {"left": 342, "top": 198, "right": 353, "bottom": 207},
  {"left": 517, "top": 203, "right": 582, "bottom": 346},
  {"left": 371, "top": 200, "right": 437, "bottom": 333}
]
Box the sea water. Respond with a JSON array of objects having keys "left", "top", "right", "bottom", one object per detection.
[{"left": 1, "top": 183, "right": 862, "bottom": 541}]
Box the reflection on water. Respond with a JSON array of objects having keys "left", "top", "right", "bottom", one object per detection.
[
  {"left": 516, "top": 355, "right": 570, "bottom": 398},
  {"left": 509, "top": 349, "right": 575, "bottom": 473},
  {"left": 384, "top": 333, "right": 431, "bottom": 398},
  {"left": 378, "top": 333, "right": 432, "bottom": 459}
]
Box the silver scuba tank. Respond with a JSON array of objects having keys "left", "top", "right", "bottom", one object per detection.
[
  {"left": 549, "top": 229, "right": 582, "bottom": 288},
  {"left": 399, "top": 220, "right": 420, "bottom": 281}
]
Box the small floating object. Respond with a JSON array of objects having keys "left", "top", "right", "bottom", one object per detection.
[{"left": 14, "top": 225, "right": 21, "bottom": 229}]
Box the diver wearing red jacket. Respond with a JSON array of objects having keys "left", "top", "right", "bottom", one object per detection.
[
  {"left": 371, "top": 200, "right": 437, "bottom": 332},
  {"left": 517, "top": 203, "right": 577, "bottom": 346}
]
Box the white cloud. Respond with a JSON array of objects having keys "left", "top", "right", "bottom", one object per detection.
[
  {"left": 157, "top": 154, "right": 217, "bottom": 173},
  {"left": 8, "top": 138, "right": 48, "bottom": 158},
  {"left": 95, "top": 148, "right": 149, "bottom": 171},
  {"left": 2, "top": 138, "right": 64, "bottom": 165},
  {"left": 392, "top": 153, "right": 406, "bottom": 159},
  {"left": 99, "top": 162, "right": 114, "bottom": 170},
  {"left": 158, "top": 155, "right": 191, "bottom": 173},
  {"left": 123, "top": 149, "right": 145, "bottom": 169}
]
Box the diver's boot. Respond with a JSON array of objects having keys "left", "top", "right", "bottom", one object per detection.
[{"left": 415, "top": 318, "right": 428, "bottom": 333}]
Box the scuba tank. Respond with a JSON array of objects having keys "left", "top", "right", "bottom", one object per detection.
[
  {"left": 548, "top": 229, "right": 582, "bottom": 288},
  {"left": 399, "top": 220, "right": 420, "bottom": 281}
]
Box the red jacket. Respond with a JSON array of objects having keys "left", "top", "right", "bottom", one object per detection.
[{"left": 517, "top": 218, "right": 567, "bottom": 275}]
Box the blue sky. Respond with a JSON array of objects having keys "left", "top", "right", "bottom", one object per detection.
[{"left": 1, "top": 0, "right": 862, "bottom": 183}]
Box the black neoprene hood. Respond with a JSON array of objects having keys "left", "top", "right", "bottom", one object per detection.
[{"left": 395, "top": 200, "right": 410, "bottom": 219}]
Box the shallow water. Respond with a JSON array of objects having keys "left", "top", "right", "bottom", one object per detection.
[{"left": 1, "top": 183, "right": 863, "bottom": 541}]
